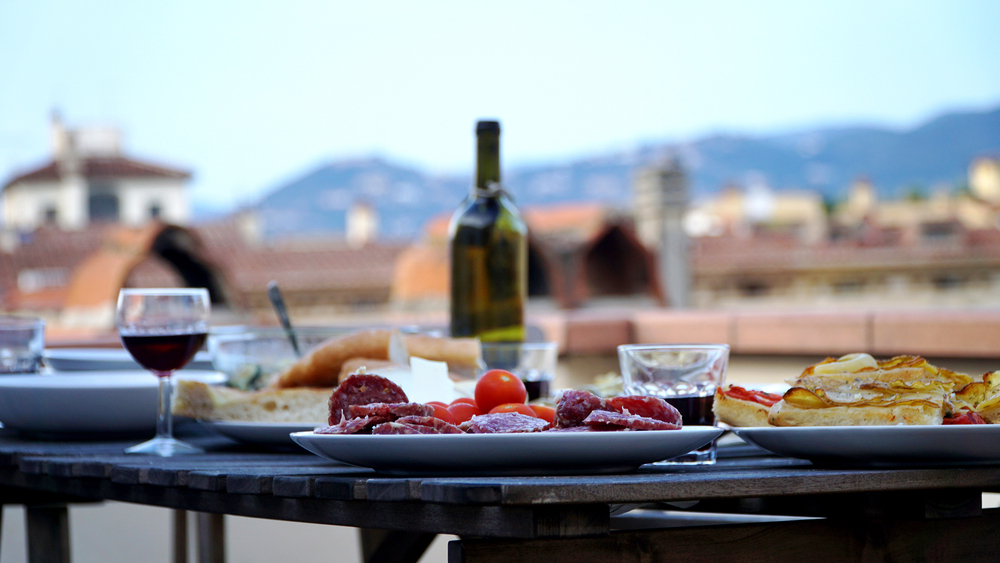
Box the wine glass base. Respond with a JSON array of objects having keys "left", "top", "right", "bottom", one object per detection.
[{"left": 125, "top": 436, "right": 203, "bottom": 456}]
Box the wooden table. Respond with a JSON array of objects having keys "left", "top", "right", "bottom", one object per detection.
[{"left": 2, "top": 428, "right": 1000, "bottom": 563}]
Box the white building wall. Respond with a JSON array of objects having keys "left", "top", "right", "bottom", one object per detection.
[
  {"left": 116, "top": 179, "right": 189, "bottom": 226},
  {"left": 2, "top": 181, "right": 63, "bottom": 230},
  {"left": 59, "top": 175, "right": 88, "bottom": 230}
]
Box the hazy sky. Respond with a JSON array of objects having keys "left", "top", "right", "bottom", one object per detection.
[{"left": 2, "top": 1, "right": 998, "bottom": 212}]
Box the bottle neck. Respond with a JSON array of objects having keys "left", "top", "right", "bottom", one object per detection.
[{"left": 475, "top": 129, "right": 501, "bottom": 194}]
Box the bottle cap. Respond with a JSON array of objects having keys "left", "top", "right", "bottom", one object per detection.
[{"left": 476, "top": 120, "right": 501, "bottom": 134}]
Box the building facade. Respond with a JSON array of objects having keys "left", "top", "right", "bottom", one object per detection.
[{"left": 1, "top": 114, "right": 191, "bottom": 231}]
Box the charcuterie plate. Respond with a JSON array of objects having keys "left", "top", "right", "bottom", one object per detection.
[
  {"left": 733, "top": 425, "right": 1000, "bottom": 465},
  {"left": 290, "top": 426, "right": 722, "bottom": 474}
]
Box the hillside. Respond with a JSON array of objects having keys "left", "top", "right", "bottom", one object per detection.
[{"left": 254, "top": 105, "right": 1000, "bottom": 240}]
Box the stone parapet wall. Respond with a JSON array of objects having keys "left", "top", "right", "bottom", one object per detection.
[{"left": 532, "top": 308, "right": 1000, "bottom": 359}]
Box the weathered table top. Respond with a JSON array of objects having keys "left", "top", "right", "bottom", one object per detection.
[
  {"left": 4, "top": 428, "right": 1000, "bottom": 540},
  {"left": 6, "top": 426, "right": 1000, "bottom": 563}
]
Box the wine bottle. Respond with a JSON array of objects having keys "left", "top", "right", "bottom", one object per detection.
[{"left": 449, "top": 120, "right": 527, "bottom": 342}]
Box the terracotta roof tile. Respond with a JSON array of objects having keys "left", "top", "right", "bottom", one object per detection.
[{"left": 4, "top": 156, "right": 190, "bottom": 189}]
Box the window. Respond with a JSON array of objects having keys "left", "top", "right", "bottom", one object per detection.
[
  {"left": 43, "top": 206, "right": 58, "bottom": 224},
  {"left": 150, "top": 203, "right": 162, "bottom": 219},
  {"left": 88, "top": 193, "right": 120, "bottom": 223}
]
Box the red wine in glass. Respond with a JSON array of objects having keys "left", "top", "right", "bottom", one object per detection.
[
  {"left": 121, "top": 332, "right": 207, "bottom": 375},
  {"left": 117, "top": 288, "right": 210, "bottom": 457}
]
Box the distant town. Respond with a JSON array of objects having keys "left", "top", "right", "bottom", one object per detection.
[{"left": 1, "top": 109, "right": 999, "bottom": 338}]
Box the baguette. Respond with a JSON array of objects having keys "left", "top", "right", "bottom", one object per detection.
[
  {"left": 173, "top": 380, "right": 331, "bottom": 423},
  {"left": 271, "top": 329, "right": 483, "bottom": 389}
]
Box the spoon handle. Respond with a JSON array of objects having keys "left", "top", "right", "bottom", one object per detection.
[{"left": 267, "top": 281, "right": 302, "bottom": 358}]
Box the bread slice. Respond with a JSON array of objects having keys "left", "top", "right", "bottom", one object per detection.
[
  {"left": 954, "top": 371, "right": 1000, "bottom": 423},
  {"left": 712, "top": 387, "right": 776, "bottom": 427},
  {"left": 765, "top": 354, "right": 964, "bottom": 427},
  {"left": 173, "top": 380, "right": 332, "bottom": 423},
  {"left": 767, "top": 385, "right": 948, "bottom": 426},
  {"left": 768, "top": 400, "right": 946, "bottom": 426}
]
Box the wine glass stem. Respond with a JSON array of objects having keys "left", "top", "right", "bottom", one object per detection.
[{"left": 155, "top": 371, "right": 173, "bottom": 441}]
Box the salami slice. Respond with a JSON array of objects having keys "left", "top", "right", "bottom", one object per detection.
[
  {"left": 583, "top": 410, "right": 681, "bottom": 431},
  {"left": 348, "top": 402, "right": 434, "bottom": 420},
  {"left": 545, "top": 425, "right": 608, "bottom": 432},
  {"left": 460, "top": 412, "right": 551, "bottom": 434},
  {"left": 328, "top": 373, "right": 408, "bottom": 424},
  {"left": 371, "top": 422, "right": 425, "bottom": 435},
  {"left": 315, "top": 416, "right": 379, "bottom": 435},
  {"left": 606, "top": 396, "right": 682, "bottom": 426},
  {"left": 554, "top": 389, "right": 609, "bottom": 428},
  {"left": 394, "top": 415, "right": 463, "bottom": 434}
]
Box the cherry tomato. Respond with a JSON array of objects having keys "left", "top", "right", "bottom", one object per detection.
[
  {"left": 528, "top": 404, "right": 556, "bottom": 424},
  {"left": 426, "top": 401, "right": 450, "bottom": 409},
  {"left": 447, "top": 402, "right": 481, "bottom": 424},
  {"left": 475, "top": 369, "right": 527, "bottom": 414},
  {"left": 449, "top": 397, "right": 478, "bottom": 407},
  {"left": 489, "top": 403, "right": 536, "bottom": 417},
  {"left": 427, "top": 403, "right": 457, "bottom": 424}
]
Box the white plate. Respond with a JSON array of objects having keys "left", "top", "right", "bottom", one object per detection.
[
  {"left": 0, "top": 371, "right": 226, "bottom": 434},
  {"left": 44, "top": 348, "right": 214, "bottom": 372},
  {"left": 201, "top": 421, "right": 325, "bottom": 448},
  {"left": 291, "top": 426, "right": 723, "bottom": 474},
  {"left": 733, "top": 425, "right": 1000, "bottom": 464}
]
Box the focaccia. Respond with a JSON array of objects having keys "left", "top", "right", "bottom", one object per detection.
[
  {"left": 712, "top": 386, "right": 780, "bottom": 427},
  {"left": 767, "top": 353, "right": 961, "bottom": 427},
  {"left": 173, "top": 379, "right": 332, "bottom": 423}
]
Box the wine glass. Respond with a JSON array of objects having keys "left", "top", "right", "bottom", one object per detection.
[{"left": 117, "top": 288, "right": 210, "bottom": 456}]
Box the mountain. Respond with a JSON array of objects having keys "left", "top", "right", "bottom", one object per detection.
[{"left": 254, "top": 105, "right": 1000, "bottom": 240}]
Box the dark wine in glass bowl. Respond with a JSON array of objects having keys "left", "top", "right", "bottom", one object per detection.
[
  {"left": 117, "top": 288, "right": 210, "bottom": 457},
  {"left": 121, "top": 332, "right": 207, "bottom": 375}
]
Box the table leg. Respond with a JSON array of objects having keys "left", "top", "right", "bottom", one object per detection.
[
  {"left": 359, "top": 528, "right": 436, "bottom": 563},
  {"left": 196, "top": 512, "right": 225, "bottom": 563},
  {"left": 174, "top": 510, "right": 188, "bottom": 563},
  {"left": 25, "top": 504, "right": 71, "bottom": 563}
]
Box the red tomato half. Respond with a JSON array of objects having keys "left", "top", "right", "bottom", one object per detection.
[
  {"left": 528, "top": 404, "right": 556, "bottom": 424},
  {"left": 447, "top": 402, "right": 481, "bottom": 424},
  {"left": 427, "top": 403, "right": 457, "bottom": 424},
  {"left": 475, "top": 370, "right": 527, "bottom": 414},
  {"left": 489, "top": 403, "right": 537, "bottom": 417},
  {"left": 722, "top": 385, "right": 782, "bottom": 407}
]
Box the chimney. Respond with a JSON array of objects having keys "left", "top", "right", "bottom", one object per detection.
[
  {"left": 633, "top": 158, "right": 690, "bottom": 308},
  {"left": 347, "top": 200, "right": 378, "bottom": 247}
]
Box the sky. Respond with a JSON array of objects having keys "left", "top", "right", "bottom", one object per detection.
[{"left": 1, "top": 1, "right": 999, "bottom": 213}]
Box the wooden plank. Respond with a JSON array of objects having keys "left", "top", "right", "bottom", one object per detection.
[
  {"left": 25, "top": 504, "right": 71, "bottom": 563},
  {"left": 187, "top": 472, "right": 227, "bottom": 492},
  {"left": 366, "top": 479, "right": 422, "bottom": 502},
  {"left": 451, "top": 508, "right": 1000, "bottom": 563},
  {"left": 360, "top": 529, "right": 436, "bottom": 563},
  {"left": 422, "top": 464, "right": 1000, "bottom": 505},
  {"left": 272, "top": 476, "right": 314, "bottom": 498},
  {"left": 314, "top": 477, "right": 366, "bottom": 500},
  {"left": 225, "top": 466, "right": 350, "bottom": 495},
  {"left": 3, "top": 468, "right": 608, "bottom": 538}
]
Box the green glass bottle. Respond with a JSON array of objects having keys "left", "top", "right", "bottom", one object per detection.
[{"left": 449, "top": 120, "right": 527, "bottom": 342}]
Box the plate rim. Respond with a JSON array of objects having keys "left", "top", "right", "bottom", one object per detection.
[
  {"left": 732, "top": 424, "right": 1000, "bottom": 463},
  {"left": 290, "top": 425, "right": 724, "bottom": 473}
]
